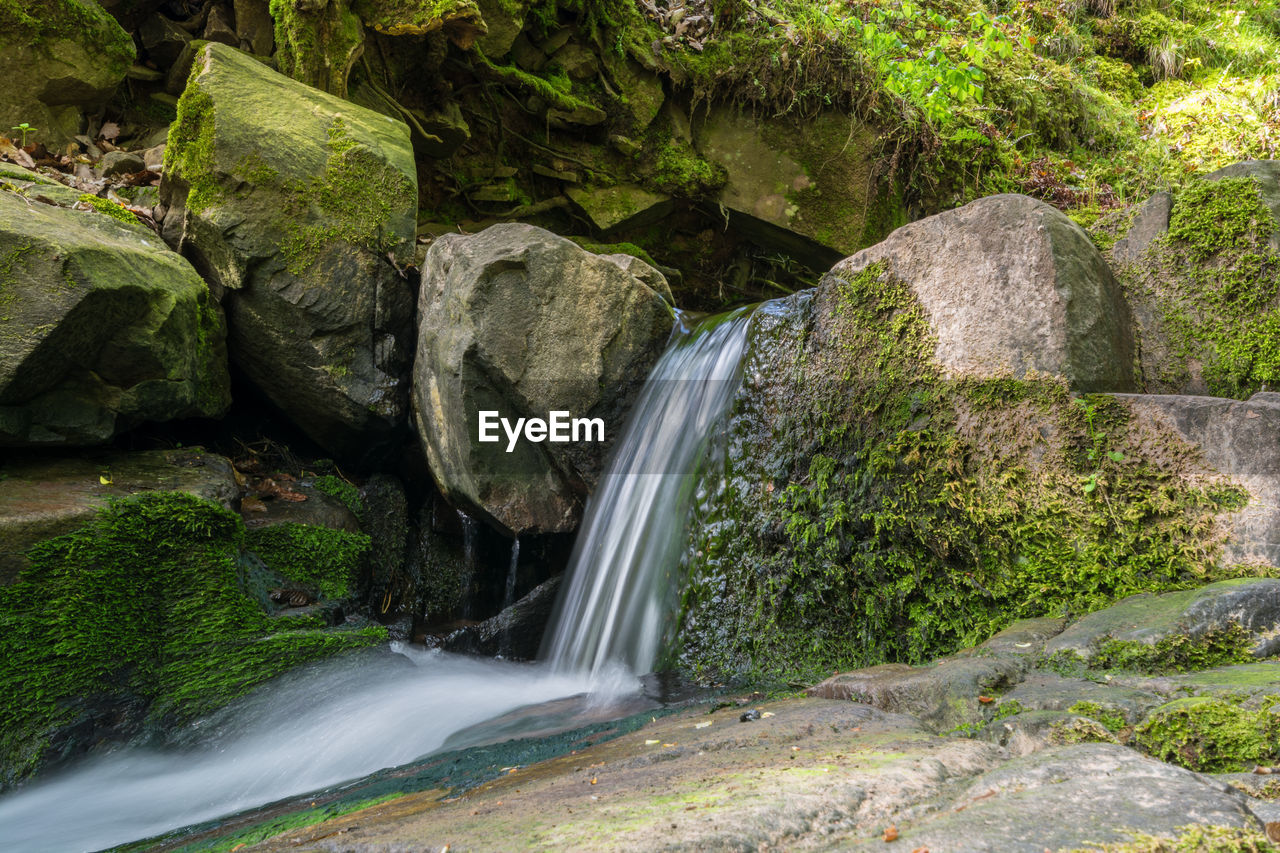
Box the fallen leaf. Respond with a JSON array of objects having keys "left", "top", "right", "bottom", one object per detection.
[
  {"left": 1267, "top": 822, "right": 1280, "bottom": 843},
  {"left": 241, "top": 495, "right": 268, "bottom": 513},
  {"left": 911, "top": 848, "right": 929, "bottom": 853},
  {"left": 98, "top": 122, "right": 120, "bottom": 142},
  {"left": 99, "top": 473, "right": 113, "bottom": 485},
  {"left": 645, "top": 739, "right": 660, "bottom": 745},
  {"left": 694, "top": 721, "right": 711, "bottom": 729},
  {"left": 978, "top": 695, "right": 995, "bottom": 704},
  {"left": 883, "top": 824, "right": 899, "bottom": 842},
  {"left": 761, "top": 711, "right": 775, "bottom": 718},
  {"left": 590, "top": 777, "right": 597, "bottom": 784}
]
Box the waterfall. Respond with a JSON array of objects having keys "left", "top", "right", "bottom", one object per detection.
[{"left": 542, "top": 307, "right": 755, "bottom": 678}]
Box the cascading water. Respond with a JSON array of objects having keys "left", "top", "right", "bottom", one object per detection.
[
  {"left": 0, "top": 304, "right": 760, "bottom": 852},
  {"left": 543, "top": 307, "right": 755, "bottom": 678}
]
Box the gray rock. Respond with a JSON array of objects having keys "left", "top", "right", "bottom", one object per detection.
[
  {"left": 0, "top": 188, "right": 230, "bottom": 447},
  {"left": 100, "top": 150, "right": 146, "bottom": 177},
  {"left": 835, "top": 193, "right": 1136, "bottom": 391},
  {"left": 474, "top": 0, "right": 525, "bottom": 56},
  {"left": 241, "top": 481, "right": 361, "bottom": 534},
  {"left": 1111, "top": 189, "right": 1172, "bottom": 264},
  {"left": 161, "top": 43, "right": 417, "bottom": 463},
  {"left": 442, "top": 574, "right": 562, "bottom": 659},
  {"left": 412, "top": 223, "right": 673, "bottom": 534},
  {"left": 873, "top": 744, "right": 1264, "bottom": 851},
  {"left": 233, "top": 0, "right": 275, "bottom": 56},
  {"left": 980, "top": 709, "right": 1117, "bottom": 753},
  {"left": 0, "top": 450, "right": 237, "bottom": 584},
  {"left": 1045, "top": 578, "right": 1280, "bottom": 661},
  {"left": 138, "top": 13, "right": 191, "bottom": 68},
  {"left": 202, "top": 3, "right": 239, "bottom": 46},
  {"left": 807, "top": 653, "right": 1027, "bottom": 731},
  {"left": 998, "top": 672, "right": 1163, "bottom": 723},
  {"left": 1115, "top": 393, "right": 1280, "bottom": 568}
]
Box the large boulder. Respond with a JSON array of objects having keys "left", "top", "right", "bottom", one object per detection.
[
  {"left": 0, "top": 188, "right": 230, "bottom": 446},
  {"left": 412, "top": 223, "right": 673, "bottom": 535},
  {"left": 835, "top": 193, "right": 1135, "bottom": 392},
  {"left": 673, "top": 199, "right": 1255, "bottom": 681},
  {"left": 0, "top": 0, "right": 135, "bottom": 148},
  {"left": 161, "top": 43, "right": 418, "bottom": 462}
]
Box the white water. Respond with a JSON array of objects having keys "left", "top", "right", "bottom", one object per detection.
[
  {"left": 0, "top": 306, "right": 758, "bottom": 852},
  {"left": 0, "top": 650, "right": 614, "bottom": 853},
  {"left": 543, "top": 308, "right": 755, "bottom": 677}
]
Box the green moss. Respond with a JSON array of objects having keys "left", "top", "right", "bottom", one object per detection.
[
  {"left": 567, "top": 237, "right": 659, "bottom": 268},
  {"left": 269, "top": 0, "right": 364, "bottom": 96},
  {"left": 77, "top": 193, "right": 138, "bottom": 225},
  {"left": 314, "top": 474, "right": 363, "bottom": 517},
  {"left": 648, "top": 140, "right": 726, "bottom": 199},
  {"left": 0, "top": 493, "right": 385, "bottom": 786},
  {"left": 1067, "top": 701, "right": 1128, "bottom": 732},
  {"left": 278, "top": 117, "right": 416, "bottom": 275},
  {"left": 1134, "top": 696, "right": 1280, "bottom": 772},
  {"left": 1088, "top": 624, "right": 1256, "bottom": 675},
  {"left": 245, "top": 522, "right": 370, "bottom": 600},
  {"left": 1072, "top": 824, "right": 1279, "bottom": 852},
  {"left": 676, "top": 263, "right": 1256, "bottom": 682},
  {"left": 1049, "top": 717, "right": 1118, "bottom": 745},
  {"left": 1168, "top": 178, "right": 1274, "bottom": 261},
  {"left": 165, "top": 85, "right": 221, "bottom": 215},
  {"left": 1117, "top": 174, "right": 1280, "bottom": 398}
]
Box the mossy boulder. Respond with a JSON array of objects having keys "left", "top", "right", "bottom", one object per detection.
[
  {"left": 0, "top": 491, "right": 385, "bottom": 787},
  {"left": 1108, "top": 164, "right": 1280, "bottom": 397},
  {"left": 160, "top": 43, "right": 418, "bottom": 463},
  {"left": 0, "top": 188, "right": 230, "bottom": 446},
  {"left": 836, "top": 193, "right": 1135, "bottom": 392},
  {"left": 674, "top": 223, "right": 1250, "bottom": 682},
  {"left": 412, "top": 223, "right": 674, "bottom": 535},
  {"left": 0, "top": 0, "right": 135, "bottom": 148},
  {"left": 0, "top": 449, "right": 237, "bottom": 586}
]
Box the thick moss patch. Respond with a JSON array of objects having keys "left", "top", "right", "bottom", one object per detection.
[
  {"left": 246, "top": 522, "right": 370, "bottom": 600},
  {"left": 676, "top": 263, "right": 1255, "bottom": 683},
  {"left": 1113, "top": 175, "right": 1280, "bottom": 397},
  {"left": 1134, "top": 696, "right": 1280, "bottom": 772},
  {"left": 0, "top": 493, "right": 384, "bottom": 786}
]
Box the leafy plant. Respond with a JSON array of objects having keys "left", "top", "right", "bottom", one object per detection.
[{"left": 9, "top": 123, "right": 35, "bottom": 147}]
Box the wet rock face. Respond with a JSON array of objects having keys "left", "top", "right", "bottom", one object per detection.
[
  {"left": 0, "top": 191, "right": 230, "bottom": 447},
  {"left": 442, "top": 575, "right": 561, "bottom": 659},
  {"left": 160, "top": 43, "right": 417, "bottom": 464},
  {"left": 832, "top": 193, "right": 1136, "bottom": 392},
  {"left": 412, "top": 223, "right": 673, "bottom": 536}
]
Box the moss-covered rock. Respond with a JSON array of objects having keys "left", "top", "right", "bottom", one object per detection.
[
  {"left": 160, "top": 43, "right": 417, "bottom": 462},
  {"left": 1110, "top": 165, "right": 1280, "bottom": 398},
  {"left": 1135, "top": 696, "right": 1280, "bottom": 772},
  {"left": 0, "top": 492, "right": 385, "bottom": 788},
  {"left": 0, "top": 0, "right": 135, "bottom": 148},
  {"left": 0, "top": 187, "right": 230, "bottom": 446},
  {"left": 0, "top": 449, "right": 238, "bottom": 586},
  {"left": 1045, "top": 580, "right": 1280, "bottom": 672},
  {"left": 674, "top": 202, "right": 1260, "bottom": 682}
]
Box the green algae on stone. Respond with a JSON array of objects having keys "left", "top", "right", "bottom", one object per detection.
[{"left": 0, "top": 492, "right": 385, "bottom": 787}]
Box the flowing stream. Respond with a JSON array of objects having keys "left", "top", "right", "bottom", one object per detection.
[{"left": 0, "top": 306, "right": 757, "bottom": 852}]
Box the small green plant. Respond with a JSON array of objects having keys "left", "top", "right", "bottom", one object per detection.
[
  {"left": 9, "top": 123, "right": 35, "bottom": 147},
  {"left": 1075, "top": 397, "right": 1125, "bottom": 494}
]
